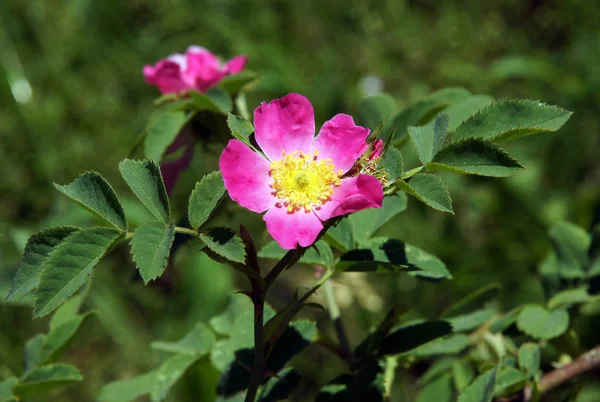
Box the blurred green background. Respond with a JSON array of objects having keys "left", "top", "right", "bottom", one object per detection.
[{"left": 1, "top": 0, "right": 599, "bottom": 401}]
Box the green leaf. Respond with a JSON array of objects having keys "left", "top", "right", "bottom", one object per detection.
[
  {"left": 33, "top": 227, "right": 122, "bottom": 317},
  {"left": 6, "top": 226, "right": 78, "bottom": 303},
  {"left": 97, "top": 370, "right": 157, "bottom": 402},
  {"left": 130, "top": 221, "right": 175, "bottom": 284},
  {"left": 379, "top": 147, "right": 404, "bottom": 182},
  {"left": 24, "top": 334, "right": 44, "bottom": 372},
  {"left": 188, "top": 171, "right": 226, "bottom": 230},
  {"left": 218, "top": 71, "right": 259, "bottom": 94},
  {"left": 417, "top": 373, "right": 454, "bottom": 402},
  {"left": 258, "top": 368, "right": 301, "bottom": 402},
  {"left": 454, "top": 100, "right": 572, "bottom": 143},
  {"left": 379, "top": 320, "right": 453, "bottom": 355},
  {"left": 144, "top": 110, "right": 190, "bottom": 161},
  {"left": 493, "top": 367, "right": 529, "bottom": 396},
  {"left": 398, "top": 174, "right": 453, "bottom": 213},
  {"left": 54, "top": 172, "right": 127, "bottom": 231},
  {"left": 517, "top": 306, "right": 569, "bottom": 340},
  {"left": 453, "top": 360, "right": 475, "bottom": 392},
  {"left": 259, "top": 240, "right": 333, "bottom": 268},
  {"left": 405, "top": 243, "right": 452, "bottom": 280},
  {"left": 118, "top": 159, "right": 170, "bottom": 223},
  {"left": 349, "top": 194, "right": 407, "bottom": 243},
  {"left": 428, "top": 139, "right": 524, "bottom": 177},
  {"left": 549, "top": 221, "right": 590, "bottom": 279},
  {"left": 49, "top": 289, "right": 88, "bottom": 330},
  {"left": 408, "top": 113, "right": 449, "bottom": 164},
  {"left": 200, "top": 227, "right": 246, "bottom": 264},
  {"left": 412, "top": 334, "right": 470, "bottom": 358},
  {"left": 548, "top": 287, "right": 590, "bottom": 309},
  {"left": 457, "top": 366, "right": 497, "bottom": 402},
  {"left": 227, "top": 113, "right": 255, "bottom": 144},
  {"left": 324, "top": 218, "right": 354, "bottom": 252},
  {"left": 442, "top": 283, "right": 501, "bottom": 317},
  {"left": 12, "top": 363, "right": 83, "bottom": 397},
  {"left": 39, "top": 312, "right": 93, "bottom": 365},
  {"left": 444, "top": 95, "right": 494, "bottom": 132},
  {"left": 421, "top": 357, "right": 459, "bottom": 384},
  {"left": 447, "top": 306, "right": 497, "bottom": 332},
  {"left": 151, "top": 322, "right": 216, "bottom": 356},
  {"left": 358, "top": 94, "right": 396, "bottom": 130},
  {"left": 189, "top": 87, "right": 232, "bottom": 114},
  {"left": 489, "top": 306, "right": 523, "bottom": 333},
  {"left": 151, "top": 354, "right": 200, "bottom": 402},
  {"left": 518, "top": 343, "right": 540, "bottom": 378},
  {"left": 0, "top": 377, "right": 18, "bottom": 402}
]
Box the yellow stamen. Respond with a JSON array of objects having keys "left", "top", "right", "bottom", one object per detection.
[{"left": 270, "top": 150, "right": 342, "bottom": 212}]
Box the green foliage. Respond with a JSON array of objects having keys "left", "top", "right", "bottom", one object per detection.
[
  {"left": 397, "top": 174, "right": 453, "bottom": 213},
  {"left": 0, "top": 377, "right": 18, "bottom": 402},
  {"left": 259, "top": 240, "right": 333, "bottom": 268},
  {"left": 218, "top": 71, "right": 259, "bottom": 94},
  {"left": 493, "top": 367, "right": 529, "bottom": 396},
  {"left": 227, "top": 113, "right": 255, "bottom": 146},
  {"left": 457, "top": 366, "right": 497, "bottom": 402},
  {"left": 130, "top": 221, "right": 175, "bottom": 283},
  {"left": 428, "top": 139, "right": 524, "bottom": 177},
  {"left": 188, "top": 171, "right": 226, "bottom": 230},
  {"left": 38, "top": 312, "right": 93, "bottom": 366},
  {"left": 379, "top": 147, "right": 404, "bottom": 182},
  {"left": 548, "top": 221, "right": 591, "bottom": 279},
  {"left": 418, "top": 373, "right": 454, "bottom": 402},
  {"left": 379, "top": 321, "right": 453, "bottom": 355},
  {"left": 357, "top": 94, "right": 396, "bottom": 131},
  {"left": 408, "top": 113, "right": 449, "bottom": 165},
  {"left": 12, "top": 364, "right": 83, "bottom": 398},
  {"left": 257, "top": 368, "right": 301, "bottom": 402},
  {"left": 54, "top": 172, "right": 127, "bottom": 231},
  {"left": 151, "top": 322, "right": 216, "bottom": 355},
  {"left": 97, "top": 371, "right": 157, "bottom": 402},
  {"left": 516, "top": 306, "right": 569, "bottom": 340},
  {"left": 200, "top": 227, "right": 246, "bottom": 264},
  {"left": 144, "top": 110, "right": 191, "bottom": 162},
  {"left": 33, "top": 227, "right": 122, "bottom": 317},
  {"left": 518, "top": 343, "right": 540, "bottom": 378},
  {"left": 348, "top": 194, "right": 407, "bottom": 244},
  {"left": 190, "top": 88, "right": 233, "bottom": 114},
  {"left": 6, "top": 226, "right": 78, "bottom": 303},
  {"left": 444, "top": 95, "right": 494, "bottom": 132},
  {"left": 118, "top": 159, "right": 170, "bottom": 223},
  {"left": 151, "top": 354, "right": 201, "bottom": 402},
  {"left": 453, "top": 100, "right": 572, "bottom": 143}
]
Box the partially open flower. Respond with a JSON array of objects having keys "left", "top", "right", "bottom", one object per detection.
[
  {"left": 143, "top": 46, "right": 247, "bottom": 94},
  {"left": 219, "top": 93, "right": 384, "bottom": 249}
]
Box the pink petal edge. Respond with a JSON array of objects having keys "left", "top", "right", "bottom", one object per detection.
[
  {"left": 219, "top": 139, "right": 276, "bottom": 213},
  {"left": 224, "top": 55, "right": 248, "bottom": 74},
  {"left": 264, "top": 206, "right": 324, "bottom": 249},
  {"left": 314, "top": 174, "right": 384, "bottom": 221}
]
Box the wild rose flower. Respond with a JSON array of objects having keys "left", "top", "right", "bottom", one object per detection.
[
  {"left": 219, "top": 93, "right": 384, "bottom": 249},
  {"left": 143, "top": 46, "right": 247, "bottom": 94}
]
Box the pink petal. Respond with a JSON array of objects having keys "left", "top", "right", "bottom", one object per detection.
[
  {"left": 369, "top": 139, "right": 384, "bottom": 160},
  {"left": 264, "top": 206, "right": 323, "bottom": 249},
  {"left": 313, "top": 114, "right": 370, "bottom": 173},
  {"left": 184, "top": 47, "right": 224, "bottom": 92},
  {"left": 219, "top": 140, "right": 276, "bottom": 213},
  {"left": 314, "top": 174, "right": 383, "bottom": 221},
  {"left": 253, "top": 93, "right": 315, "bottom": 161},
  {"left": 223, "top": 55, "right": 247, "bottom": 74},
  {"left": 143, "top": 60, "right": 188, "bottom": 94}
]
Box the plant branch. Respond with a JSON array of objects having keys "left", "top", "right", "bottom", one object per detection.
[
  {"left": 245, "top": 281, "right": 266, "bottom": 402},
  {"left": 523, "top": 345, "right": 600, "bottom": 401},
  {"left": 323, "top": 279, "right": 352, "bottom": 365},
  {"left": 174, "top": 226, "right": 198, "bottom": 236}
]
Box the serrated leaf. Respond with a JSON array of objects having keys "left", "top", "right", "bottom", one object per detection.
[
  {"left": 549, "top": 221, "right": 590, "bottom": 279},
  {"left": 227, "top": 113, "right": 255, "bottom": 144},
  {"left": 130, "top": 221, "right": 175, "bottom": 284},
  {"left": 405, "top": 243, "right": 452, "bottom": 280},
  {"left": 0, "top": 377, "right": 18, "bottom": 402},
  {"left": 151, "top": 353, "right": 200, "bottom": 402},
  {"left": 442, "top": 283, "right": 501, "bottom": 317},
  {"left": 379, "top": 320, "right": 453, "bottom": 355},
  {"left": 517, "top": 306, "right": 569, "bottom": 340},
  {"left": 457, "top": 366, "right": 497, "bottom": 402},
  {"left": 358, "top": 94, "right": 396, "bottom": 131},
  {"left": 200, "top": 227, "right": 246, "bottom": 264},
  {"left": 259, "top": 240, "right": 333, "bottom": 268},
  {"left": 349, "top": 194, "right": 407, "bottom": 243},
  {"left": 417, "top": 372, "right": 454, "bottom": 402},
  {"left": 39, "top": 312, "right": 93, "bottom": 365},
  {"left": 428, "top": 139, "right": 524, "bottom": 177},
  {"left": 12, "top": 363, "right": 82, "bottom": 397},
  {"left": 412, "top": 334, "right": 470, "bottom": 358},
  {"left": 398, "top": 174, "right": 453, "bottom": 213},
  {"left": 408, "top": 113, "right": 449, "bottom": 165},
  {"left": 218, "top": 71, "right": 259, "bottom": 94},
  {"left": 54, "top": 172, "right": 126, "bottom": 231},
  {"left": 189, "top": 87, "right": 232, "bottom": 114},
  {"left": 151, "top": 322, "right": 215, "bottom": 356},
  {"left": 144, "top": 110, "right": 191, "bottom": 161},
  {"left": 379, "top": 147, "right": 404, "bottom": 182},
  {"left": 493, "top": 367, "right": 529, "bottom": 396},
  {"left": 6, "top": 227, "right": 78, "bottom": 303},
  {"left": 444, "top": 95, "right": 495, "bottom": 132},
  {"left": 119, "top": 159, "right": 170, "bottom": 223},
  {"left": 548, "top": 287, "right": 590, "bottom": 309},
  {"left": 518, "top": 343, "right": 540, "bottom": 378},
  {"left": 188, "top": 171, "right": 226, "bottom": 230},
  {"left": 97, "top": 370, "right": 157, "bottom": 402},
  {"left": 33, "top": 228, "right": 122, "bottom": 317},
  {"left": 454, "top": 100, "right": 572, "bottom": 143}
]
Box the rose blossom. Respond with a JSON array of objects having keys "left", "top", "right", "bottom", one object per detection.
[
  {"left": 143, "top": 46, "right": 247, "bottom": 94},
  {"left": 219, "top": 93, "right": 384, "bottom": 249}
]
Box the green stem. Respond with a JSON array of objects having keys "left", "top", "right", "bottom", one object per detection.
[
  {"left": 245, "top": 293, "right": 265, "bottom": 402},
  {"left": 383, "top": 356, "right": 398, "bottom": 401},
  {"left": 324, "top": 280, "right": 352, "bottom": 365},
  {"left": 174, "top": 226, "right": 198, "bottom": 236}
]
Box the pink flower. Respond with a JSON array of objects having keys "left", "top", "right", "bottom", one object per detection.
[
  {"left": 143, "top": 46, "right": 247, "bottom": 94},
  {"left": 369, "top": 138, "right": 384, "bottom": 160},
  {"left": 219, "top": 93, "right": 384, "bottom": 249}
]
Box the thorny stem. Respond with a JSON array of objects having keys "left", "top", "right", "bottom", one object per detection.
[
  {"left": 523, "top": 345, "right": 600, "bottom": 401},
  {"left": 245, "top": 281, "right": 265, "bottom": 402},
  {"left": 323, "top": 279, "right": 352, "bottom": 365}
]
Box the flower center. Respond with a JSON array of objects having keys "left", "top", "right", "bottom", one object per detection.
[{"left": 270, "top": 150, "right": 342, "bottom": 212}]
